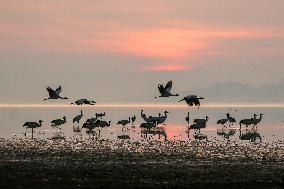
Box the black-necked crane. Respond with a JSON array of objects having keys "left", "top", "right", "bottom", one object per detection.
[
  {"left": 51, "top": 116, "right": 66, "bottom": 127},
  {"left": 149, "top": 113, "right": 161, "bottom": 125},
  {"left": 193, "top": 116, "right": 209, "bottom": 125},
  {"left": 117, "top": 117, "right": 131, "bottom": 132},
  {"left": 239, "top": 114, "right": 257, "bottom": 130},
  {"left": 71, "top": 98, "right": 96, "bottom": 105},
  {"left": 189, "top": 121, "right": 207, "bottom": 134},
  {"left": 73, "top": 110, "right": 83, "bottom": 123},
  {"left": 178, "top": 95, "right": 204, "bottom": 108},
  {"left": 86, "top": 116, "right": 98, "bottom": 124},
  {"left": 23, "top": 120, "right": 43, "bottom": 139},
  {"left": 217, "top": 115, "right": 229, "bottom": 126},
  {"left": 157, "top": 111, "right": 169, "bottom": 125},
  {"left": 131, "top": 115, "right": 136, "bottom": 124},
  {"left": 98, "top": 120, "right": 111, "bottom": 128},
  {"left": 252, "top": 114, "right": 263, "bottom": 129},
  {"left": 141, "top": 110, "right": 152, "bottom": 123},
  {"left": 227, "top": 113, "right": 236, "bottom": 125},
  {"left": 82, "top": 120, "right": 100, "bottom": 139},
  {"left": 155, "top": 80, "right": 179, "bottom": 98},
  {"left": 43, "top": 86, "right": 68, "bottom": 101}
]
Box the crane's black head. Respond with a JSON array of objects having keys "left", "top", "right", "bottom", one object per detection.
[
  {"left": 63, "top": 116, "right": 66, "bottom": 119},
  {"left": 39, "top": 120, "right": 43, "bottom": 123},
  {"left": 164, "top": 111, "right": 169, "bottom": 113}
]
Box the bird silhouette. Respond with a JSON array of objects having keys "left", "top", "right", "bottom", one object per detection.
[
  {"left": 178, "top": 95, "right": 204, "bottom": 108},
  {"left": 239, "top": 114, "right": 256, "bottom": 129},
  {"left": 140, "top": 110, "right": 152, "bottom": 123},
  {"left": 193, "top": 116, "right": 209, "bottom": 125},
  {"left": 189, "top": 121, "right": 207, "bottom": 134},
  {"left": 227, "top": 113, "right": 236, "bottom": 125},
  {"left": 217, "top": 114, "right": 229, "bottom": 126},
  {"left": 155, "top": 80, "right": 179, "bottom": 98},
  {"left": 43, "top": 86, "right": 68, "bottom": 101},
  {"left": 51, "top": 116, "right": 66, "bottom": 127},
  {"left": 73, "top": 110, "right": 83, "bottom": 123},
  {"left": 23, "top": 120, "right": 43, "bottom": 139},
  {"left": 131, "top": 115, "right": 136, "bottom": 124},
  {"left": 252, "top": 114, "right": 263, "bottom": 129},
  {"left": 157, "top": 111, "right": 169, "bottom": 125},
  {"left": 71, "top": 99, "right": 96, "bottom": 105},
  {"left": 117, "top": 117, "right": 131, "bottom": 132}
]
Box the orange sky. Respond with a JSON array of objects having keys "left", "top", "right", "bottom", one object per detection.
[{"left": 0, "top": 1, "right": 284, "bottom": 103}]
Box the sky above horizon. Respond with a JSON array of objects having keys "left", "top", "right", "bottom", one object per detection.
[{"left": 1, "top": 1, "right": 284, "bottom": 103}]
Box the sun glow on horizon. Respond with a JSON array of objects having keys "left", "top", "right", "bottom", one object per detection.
[{"left": 0, "top": 103, "right": 284, "bottom": 108}]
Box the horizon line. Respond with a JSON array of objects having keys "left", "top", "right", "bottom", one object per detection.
[{"left": 0, "top": 103, "right": 284, "bottom": 108}]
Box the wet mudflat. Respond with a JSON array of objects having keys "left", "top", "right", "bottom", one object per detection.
[{"left": 0, "top": 138, "right": 283, "bottom": 189}]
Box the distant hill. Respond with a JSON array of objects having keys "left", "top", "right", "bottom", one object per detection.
[{"left": 188, "top": 81, "right": 284, "bottom": 103}]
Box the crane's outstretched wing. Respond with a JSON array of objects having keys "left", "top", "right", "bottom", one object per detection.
[
  {"left": 164, "top": 81, "right": 172, "bottom": 93},
  {"left": 55, "top": 86, "right": 62, "bottom": 96},
  {"left": 46, "top": 87, "right": 56, "bottom": 97},
  {"left": 158, "top": 84, "right": 165, "bottom": 94},
  {"left": 185, "top": 95, "right": 197, "bottom": 99}
]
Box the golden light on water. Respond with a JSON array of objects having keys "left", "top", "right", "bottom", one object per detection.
[{"left": 0, "top": 103, "right": 284, "bottom": 108}]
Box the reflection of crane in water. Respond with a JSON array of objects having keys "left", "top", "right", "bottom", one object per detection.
[
  {"left": 239, "top": 129, "right": 262, "bottom": 142},
  {"left": 141, "top": 126, "right": 167, "bottom": 140},
  {"left": 185, "top": 112, "right": 190, "bottom": 124},
  {"left": 217, "top": 128, "right": 236, "bottom": 139}
]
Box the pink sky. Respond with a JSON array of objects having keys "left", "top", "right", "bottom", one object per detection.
[
  {"left": 0, "top": 1, "right": 284, "bottom": 103},
  {"left": 1, "top": 1, "right": 284, "bottom": 71}
]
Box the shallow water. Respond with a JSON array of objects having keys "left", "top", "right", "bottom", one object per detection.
[{"left": 0, "top": 106, "right": 283, "bottom": 142}]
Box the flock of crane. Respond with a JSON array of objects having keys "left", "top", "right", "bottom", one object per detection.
[{"left": 23, "top": 81, "right": 263, "bottom": 141}]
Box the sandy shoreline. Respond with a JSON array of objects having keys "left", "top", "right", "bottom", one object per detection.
[{"left": 0, "top": 138, "right": 283, "bottom": 188}]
